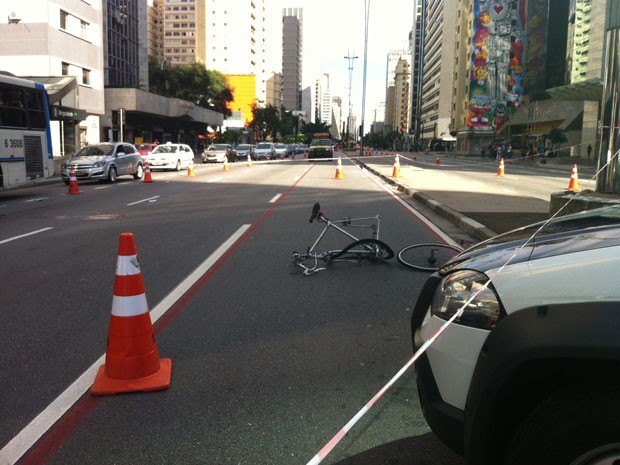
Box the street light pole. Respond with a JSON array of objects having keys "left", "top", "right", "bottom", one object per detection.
[{"left": 360, "top": 0, "right": 370, "bottom": 156}]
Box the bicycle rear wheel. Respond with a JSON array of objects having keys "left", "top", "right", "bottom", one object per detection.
[
  {"left": 397, "top": 243, "right": 463, "bottom": 271},
  {"left": 333, "top": 238, "right": 394, "bottom": 261}
]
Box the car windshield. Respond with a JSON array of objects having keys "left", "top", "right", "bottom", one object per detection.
[
  {"left": 311, "top": 139, "right": 331, "bottom": 146},
  {"left": 257, "top": 143, "right": 272, "bottom": 149},
  {"left": 153, "top": 145, "right": 177, "bottom": 153},
  {"left": 74, "top": 144, "right": 115, "bottom": 157},
  {"left": 136, "top": 144, "right": 154, "bottom": 151},
  {"left": 208, "top": 145, "right": 227, "bottom": 151},
  {"left": 275, "top": 144, "right": 286, "bottom": 148},
  {"left": 237, "top": 145, "right": 251, "bottom": 150}
]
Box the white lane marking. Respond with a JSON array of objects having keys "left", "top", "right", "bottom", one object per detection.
[
  {"left": 94, "top": 185, "right": 111, "bottom": 190},
  {"left": 208, "top": 177, "right": 222, "bottom": 183},
  {"left": 23, "top": 197, "right": 49, "bottom": 203},
  {"left": 0, "top": 227, "right": 54, "bottom": 245},
  {"left": 270, "top": 194, "right": 282, "bottom": 203},
  {"left": 127, "top": 196, "right": 160, "bottom": 206},
  {"left": 359, "top": 167, "right": 457, "bottom": 245},
  {"left": 0, "top": 224, "right": 251, "bottom": 465}
]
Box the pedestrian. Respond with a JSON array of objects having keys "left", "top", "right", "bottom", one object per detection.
[
  {"left": 481, "top": 148, "right": 486, "bottom": 159},
  {"left": 587, "top": 144, "right": 592, "bottom": 159},
  {"left": 507, "top": 145, "right": 512, "bottom": 159}
]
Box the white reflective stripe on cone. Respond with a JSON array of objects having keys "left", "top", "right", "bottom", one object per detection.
[
  {"left": 116, "top": 255, "right": 141, "bottom": 276},
  {"left": 111, "top": 294, "right": 149, "bottom": 317}
]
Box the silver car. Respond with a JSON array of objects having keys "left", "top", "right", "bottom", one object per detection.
[
  {"left": 61, "top": 142, "right": 144, "bottom": 184},
  {"left": 254, "top": 142, "right": 275, "bottom": 160}
]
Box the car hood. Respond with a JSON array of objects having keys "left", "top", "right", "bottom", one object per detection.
[
  {"left": 442, "top": 205, "right": 620, "bottom": 273},
  {"left": 68, "top": 155, "right": 108, "bottom": 165}
]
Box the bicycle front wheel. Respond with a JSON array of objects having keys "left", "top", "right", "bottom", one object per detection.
[
  {"left": 397, "top": 243, "right": 463, "bottom": 271},
  {"left": 334, "top": 238, "right": 394, "bottom": 262}
]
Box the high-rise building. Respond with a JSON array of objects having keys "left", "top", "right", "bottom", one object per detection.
[
  {"left": 410, "top": 0, "right": 424, "bottom": 143},
  {"left": 266, "top": 72, "right": 283, "bottom": 109},
  {"left": 420, "top": 0, "right": 457, "bottom": 145},
  {"left": 0, "top": 0, "right": 105, "bottom": 155},
  {"left": 282, "top": 8, "right": 302, "bottom": 111},
  {"left": 104, "top": 1, "right": 141, "bottom": 89},
  {"left": 159, "top": 0, "right": 268, "bottom": 103},
  {"left": 315, "top": 73, "right": 332, "bottom": 126}
]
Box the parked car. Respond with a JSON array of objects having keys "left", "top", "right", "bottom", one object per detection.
[
  {"left": 285, "top": 144, "right": 298, "bottom": 158},
  {"left": 61, "top": 142, "right": 144, "bottom": 184},
  {"left": 147, "top": 142, "right": 195, "bottom": 171},
  {"left": 411, "top": 204, "right": 620, "bottom": 465},
  {"left": 135, "top": 142, "right": 158, "bottom": 162},
  {"left": 254, "top": 142, "right": 275, "bottom": 160},
  {"left": 235, "top": 144, "right": 255, "bottom": 161},
  {"left": 202, "top": 144, "right": 236, "bottom": 163},
  {"left": 273, "top": 143, "right": 288, "bottom": 159}
]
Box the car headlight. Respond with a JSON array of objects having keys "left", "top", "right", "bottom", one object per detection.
[
  {"left": 431, "top": 270, "right": 504, "bottom": 330},
  {"left": 93, "top": 161, "right": 103, "bottom": 168}
]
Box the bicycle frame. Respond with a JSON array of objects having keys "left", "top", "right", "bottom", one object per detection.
[
  {"left": 292, "top": 208, "right": 383, "bottom": 275},
  {"left": 307, "top": 214, "right": 381, "bottom": 254}
]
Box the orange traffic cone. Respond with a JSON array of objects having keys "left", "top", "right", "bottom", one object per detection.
[
  {"left": 247, "top": 154, "right": 253, "bottom": 167},
  {"left": 143, "top": 161, "right": 153, "bottom": 183},
  {"left": 223, "top": 156, "right": 230, "bottom": 172},
  {"left": 67, "top": 167, "right": 82, "bottom": 194},
  {"left": 391, "top": 154, "right": 401, "bottom": 178},
  {"left": 435, "top": 155, "right": 441, "bottom": 166},
  {"left": 497, "top": 158, "right": 505, "bottom": 177},
  {"left": 187, "top": 161, "right": 195, "bottom": 177},
  {"left": 335, "top": 157, "right": 344, "bottom": 180},
  {"left": 91, "top": 233, "right": 172, "bottom": 395},
  {"left": 568, "top": 164, "right": 580, "bottom": 191}
]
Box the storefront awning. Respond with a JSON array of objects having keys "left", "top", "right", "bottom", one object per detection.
[{"left": 546, "top": 78, "right": 603, "bottom": 102}]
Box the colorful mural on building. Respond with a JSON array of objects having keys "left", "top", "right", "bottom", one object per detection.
[{"left": 468, "top": 0, "right": 527, "bottom": 132}]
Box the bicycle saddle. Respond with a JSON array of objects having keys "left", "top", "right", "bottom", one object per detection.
[{"left": 309, "top": 202, "right": 321, "bottom": 223}]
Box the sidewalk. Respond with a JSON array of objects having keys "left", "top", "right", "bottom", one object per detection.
[{"left": 354, "top": 152, "right": 600, "bottom": 244}]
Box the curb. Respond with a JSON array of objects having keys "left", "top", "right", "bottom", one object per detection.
[{"left": 356, "top": 160, "right": 497, "bottom": 243}]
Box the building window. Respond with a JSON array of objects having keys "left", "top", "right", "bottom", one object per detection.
[
  {"left": 62, "top": 62, "right": 69, "bottom": 76},
  {"left": 82, "top": 68, "right": 90, "bottom": 85},
  {"left": 60, "top": 10, "right": 68, "bottom": 29}
]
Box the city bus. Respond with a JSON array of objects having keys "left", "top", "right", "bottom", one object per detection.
[{"left": 0, "top": 74, "right": 54, "bottom": 189}]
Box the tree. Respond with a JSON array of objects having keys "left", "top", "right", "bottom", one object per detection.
[
  {"left": 148, "top": 57, "right": 233, "bottom": 116},
  {"left": 299, "top": 121, "right": 331, "bottom": 144},
  {"left": 248, "top": 104, "right": 281, "bottom": 141}
]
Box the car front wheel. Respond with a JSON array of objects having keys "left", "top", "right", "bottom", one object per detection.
[
  {"left": 108, "top": 166, "right": 117, "bottom": 183},
  {"left": 504, "top": 382, "right": 620, "bottom": 465},
  {"left": 133, "top": 163, "right": 144, "bottom": 180}
]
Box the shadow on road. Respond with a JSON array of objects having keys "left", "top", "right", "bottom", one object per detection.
[{"left": 333, "top": 433, "right": 465, "bottom": 465}]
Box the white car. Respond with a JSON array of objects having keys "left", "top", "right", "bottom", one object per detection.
[
  {"left": 412, "top": 204, "right": 620, "bottom": 465},
  {"left": 147, "top": 143, "right": 195, "bottom": 171}
]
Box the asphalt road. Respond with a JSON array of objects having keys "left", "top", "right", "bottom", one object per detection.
[{"left": 0, "top": 160, "right": 465, "bottom": 465}]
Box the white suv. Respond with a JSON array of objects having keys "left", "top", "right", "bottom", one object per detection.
[{"left": 412, "top": 204, "right": 620, "bottom": 465}]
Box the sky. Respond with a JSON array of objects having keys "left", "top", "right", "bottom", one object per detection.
[{"left": 269, "top": 0, "right": 415, "bottom": 128}]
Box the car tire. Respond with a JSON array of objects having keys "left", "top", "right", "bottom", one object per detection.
[
  {"left": 107, "top": 166, "right": 117, "bottom": 183},
  {"left": 503, "top": 382, "right": 620, "bottom": 465},
  {"left": 133, "top": 163, "right": 144, "bottom": 180}
]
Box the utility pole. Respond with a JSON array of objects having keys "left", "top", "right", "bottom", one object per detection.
[
  {"left": 360, "top": 0, "right": 370, "bottom": 157},
  {"left": 344, "top": 51, "right": 358, "bottom": 145}
]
